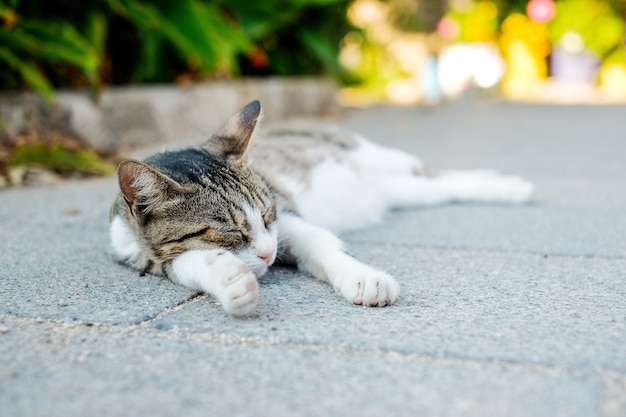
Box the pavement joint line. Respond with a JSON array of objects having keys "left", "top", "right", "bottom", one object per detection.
[
  {"left": 2, "top": 313, "right": 624, "bottom": 382},
  {"left": 346, "top": 241, "right": 626, "bottom": 261},
  {"left": 134, "top": 291, "right": 205, "bottom": 327}
]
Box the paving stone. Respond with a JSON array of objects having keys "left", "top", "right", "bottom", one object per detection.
[
  {"left": 0, "top": 179, "right": 196, "bottom": 325},
  {"left": 0, "top": 318, "right": 607, "bottom": 417},
  {"left": 152, "top": 245, "right": 626, "bottom": 373},
  {"left": 342, "top": 204, "right": 626, "bottom": 257}
]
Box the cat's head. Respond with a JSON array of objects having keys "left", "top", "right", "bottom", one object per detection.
[{"left": 117, "top": 100, "right": 278, "bottom": 276}]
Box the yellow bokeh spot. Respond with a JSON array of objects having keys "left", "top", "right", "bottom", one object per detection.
[
  {"left": 500, "top": 14, "right": 550, "bottom": 99},
  {"left": 600, "top": 64, "right": 626, "bottom": 100}
]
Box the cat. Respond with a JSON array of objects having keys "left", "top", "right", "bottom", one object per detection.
[{"left": 110, "top": 100, "right": 534, "bottom": 316}]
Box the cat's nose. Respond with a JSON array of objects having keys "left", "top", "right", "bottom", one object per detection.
[{"left": 257, "top": 251, "right": 274, "bottom": 265}]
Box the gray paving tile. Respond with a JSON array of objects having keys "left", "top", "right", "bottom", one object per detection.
[
  {"left": 342, "top": 203, "right": 626, "bottom": 257},
  {"left": 0, "top": 318, "right": 607, "bottom": 417},
  {"left": 153, "top": 245, "right": 626, "bottom": 373},
  {"left": 341, "top": 104, "right": 626, "bottom": 183},
  {"left": 0, "top": 179, "right": 196, "bottom": 324}
]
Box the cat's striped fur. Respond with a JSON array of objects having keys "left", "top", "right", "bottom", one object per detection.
[{"left": 111, "top": 100, "right": 534, "bottom": 316}]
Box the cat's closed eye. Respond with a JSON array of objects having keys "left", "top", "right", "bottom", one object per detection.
[
  {"left": 262, "top": 209, "right": 276, "bottom": 228},
  {"left": 227, "top": 228, "right": 250, "bottom": 244}
]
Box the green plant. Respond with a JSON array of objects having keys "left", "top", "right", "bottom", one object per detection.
[
  {"left": 226, "top": 0, "right": 350, "bottom": 77},
  {"left": 105, "top": 0, "right": 252, "bottom": 81},
  {"left": 0, "top": 0, "right": 351, "bottom": 96},
  {"left": 0, "top": 0, "right": 100, "bottom": 97},
  {"left": 9, "top": 142, "right": 116, "bottom": 176}
]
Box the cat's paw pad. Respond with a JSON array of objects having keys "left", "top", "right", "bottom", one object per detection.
[
  {"left": 210, "top": 252, "right": 259, "bottom": 317},
  {"left": 337, "top": 269, "right": 399, "bottom": 307}
]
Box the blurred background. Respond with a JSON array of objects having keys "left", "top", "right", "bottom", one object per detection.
[
  {"left": 1, "top": 0, "right": 626, "bottom": 184},
  {"left": 2, "top": 0, "right": 626, "bottom": 104}
]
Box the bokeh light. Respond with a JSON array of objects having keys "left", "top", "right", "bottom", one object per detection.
[{"left": 340, "top": 0, "right": 626, "bottom": 104}]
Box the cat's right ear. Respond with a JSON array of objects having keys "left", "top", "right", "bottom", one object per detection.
[
  {"left": 205, "top": 100, "right": 262, "bottom": 164},
  {"left": 117, "top": 159, "right": 186, "bottom": 222}
]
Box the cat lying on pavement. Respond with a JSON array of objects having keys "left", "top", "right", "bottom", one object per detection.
[{"left": 110, "top": 100, "right": 533, "bottom": 316}]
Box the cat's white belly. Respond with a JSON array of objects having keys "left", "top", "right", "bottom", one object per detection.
[
  {"left": 283, "top": 136, "right": 424, "bottom": 233},
  {"left": 291, "top": 160, "right": 387, "bottom": 234}
]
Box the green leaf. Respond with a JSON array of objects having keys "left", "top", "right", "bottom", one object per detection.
[
  {"left": 219, "top": 0, "right": 300, "bottom": 39},
  {"left": 0, "top": 0, "right": 20, "bottom": 9},
  {"left": 298, "top": 28, "right": 340, "bottom": 74},
  {"left": 0, "top": 46, "right": 53, "bottom": 98},
  {"left": 109, "top": 0, "right": 251, "bottom": 75},
  {"left": 132, "top": 29, "right": 166, "bottom": 82},
  {"left": 166, "top": 0, "right": 253, "bottom": 73},
  {"left": 107, "top": 0, "right": 203, "bottom": 67},
  {"left": 85, "top": 11, "right": 108, "bottom": 56},
  {"left": 0, "top": 19, "right": 101, "bottom": 86}
]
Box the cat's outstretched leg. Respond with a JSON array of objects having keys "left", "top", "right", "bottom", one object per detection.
[
  {"left": 348, "top": 137, "right": 534, "bottom": 208},
  {"left": 170, "top": 249, "right": 259, "bottom": 316},
  {"left": 277, "top": 214, "right": 399, "bottom": 307},
  {"left": 379, "top": 170, "right": 534, "bottom": 208}
]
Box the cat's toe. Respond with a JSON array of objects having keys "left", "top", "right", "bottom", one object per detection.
[
  {"left": 222, "top": 271, "right": 259, "bottom": 316},
  {"left": 340, "top": 270, "right": 399, "bottom": 307},
  {"left": 214, "top": 259, "right": 259, "bottom": 317}
]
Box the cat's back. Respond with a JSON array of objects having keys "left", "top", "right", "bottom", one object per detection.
[
  {"left": 250, "top": 125, "right": 359, "bottom": 171},
  {"left": 249, "top": 125, "right": 393, "bottom": 231}
]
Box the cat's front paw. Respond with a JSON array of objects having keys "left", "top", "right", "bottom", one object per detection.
[
  {"left": 335, "top": 268, "right": 399, "bottom": 307},
  {"left": 209, "top": 251, "right": 259, "bottom": 317}
]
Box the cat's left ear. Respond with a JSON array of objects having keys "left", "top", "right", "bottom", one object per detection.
[
  {"left": 117, "top": 159, "right": 188, "bottom": 223},
  {"left": 204, "top": 100, "right": 261, "bottom": 164}
]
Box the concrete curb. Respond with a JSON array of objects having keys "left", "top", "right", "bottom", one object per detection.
[{"left": 0, "top": 78, "right": 339, "bottom": 150}]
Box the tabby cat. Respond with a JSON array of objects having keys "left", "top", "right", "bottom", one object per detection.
[{"left": 110, "top": 100, "right": 533, "bottom": 316}]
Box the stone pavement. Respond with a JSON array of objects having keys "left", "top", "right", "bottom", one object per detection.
[{"left": 1, "top": 102, "right": 625, "bottom": 417}]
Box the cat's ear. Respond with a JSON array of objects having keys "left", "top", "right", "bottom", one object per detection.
[
  {"left": 117, "top": 159, "right": 186, "bottom": 222},
  {"left": 205, "top": 100, "right": 262, "bottom": 164}
]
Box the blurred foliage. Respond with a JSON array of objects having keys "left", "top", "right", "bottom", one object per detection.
[
  {"left": 0, "top": 0, "right": 100, "bottom": 98},
  {"left": 444, "top": 1, "right": 501, "bottom": 42},
  {"left": 0, "top": 0, "right": 351, "bottom": 96},
  {"left": 548, "top": 0, "right": 625, "bottom": 58},
  {"left": 10, "top": 142, "right": 116, "bottom": 176},
  {"left": 3, "top": 0, "right": 626, "bottom": 97},
  {"left": 2, "top": 0, "right": 626, "bottom": 102},
  {"left": 442, "top": 0, "right": 625, "bottom": 52},
  {"left": 385, "top": 0, "right": 447, "bottom": 32},
  {"left": 341, "top": 0, "right": 626, "bottom": 104},
  {"left": 0, "top": 129, "right": 119, "bottom": 186}
]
